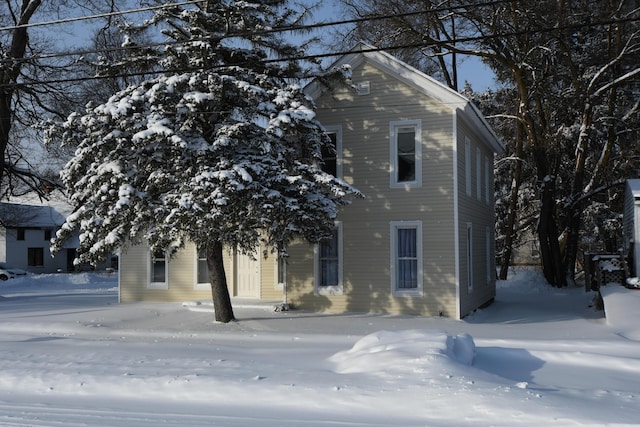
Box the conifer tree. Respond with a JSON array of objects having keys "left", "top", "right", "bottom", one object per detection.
[{"left": 47, "top": 0, "right": 360, "bottom": 322}]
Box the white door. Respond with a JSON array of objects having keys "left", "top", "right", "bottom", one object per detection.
[{"left": 236, "top": 250, "right": 260, "bottom": 297}]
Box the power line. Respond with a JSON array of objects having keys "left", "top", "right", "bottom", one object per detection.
[
  {"left": 0, "top": 0, "right": 206, "bottom": 32},
  {"left": 1, "top": 0, "right": 522, "bottom": 66},
  {"left": 0, "top": 0, "right": 517, "bottom": 33},
  {"left": 3, "top": 1, "right": 638, "bottom": 71},
  {"left": 1, "top": 13, "right": 638, "bottom": 90}
]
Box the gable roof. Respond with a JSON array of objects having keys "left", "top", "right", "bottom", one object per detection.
[
  {"left": 306, "top": 42, "right": 504, "bottom": 154},
  {"left": 0, "top": 202, "right": 66, "bottom": 228}
]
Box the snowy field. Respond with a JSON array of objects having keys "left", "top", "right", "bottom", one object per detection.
[{"left": 1, "top": 269, "right": 639, "bottom": 426}]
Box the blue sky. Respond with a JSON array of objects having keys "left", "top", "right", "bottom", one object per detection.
[{"left": 302, "top": 0, "right": 496, "bottom": 92}]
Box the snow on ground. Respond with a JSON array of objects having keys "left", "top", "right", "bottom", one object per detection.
[{"left": 0, "top": 268, "right": 639, "bottom": 426}]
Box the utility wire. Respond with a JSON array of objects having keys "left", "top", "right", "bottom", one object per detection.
[
  {"left": 0, "top": 0, "right": 519, "bottom": 33},
  {"left": 0, "top": 0, "right": 206, "bottom": 32},
  {"left": 1, "top": 0, "right": 637, "bottom": 69},
  {"left": 1, "top": 13, "right": 638, "bottom": 90}
]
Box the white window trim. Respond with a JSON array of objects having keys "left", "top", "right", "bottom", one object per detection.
[
  {"left": 148, "top": 248, "right": 168, "bottom": 289},
  {"left": 390, "top": 221, "right": 423, "bottom": 297},
  {"left": 390, "top": 120, "right": 422, "bottom": 188},
  {"left": 194, "top": 247, "right": 209, "bottom": 290},
  {"left": 465, "top": 137, "right": 471, "bottom": 196},
  {"left": 314, "top": 222, "right": 343, "bottom": 295},
  {"left": 324, "top": 125, "right": 343, "bottom": 179}
]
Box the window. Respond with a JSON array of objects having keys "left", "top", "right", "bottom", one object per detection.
[
  {"left": 275, "top": 253, "right": 287, "bottom": 290},
  {"left": 467, "top": 223, "right": 473, "bottom": 292},
  {"left": 315, "top": 223, "right": 343, "bottom": 294},
  {"left": 17, "top": 228, "right": 25, "bottom": 241},
  {"left": 390, "top": 120, "right": 421, "bottom": 187},
  {"left": 465, "top": 137, "right": 471, "bottom": 196},
  {"left": 195, "top": 247, "right": 209, "bottom": 289},
  {"left": 44, "top": 229, "right": 52, "bottom": 241},
  {"left": 391, "top": 221, "right": 423, "bottom": 296},
  {"left": 28, "top": 247, "right": 44, "bottom": 267},
  {"left": 476, "top": 147, "right": 482, "bottom": 201},
  {"left": 321, "top": 126, "right": 342, "bottom": 178},
  {"left": 149, "top": 250, "right": 167, "bottom": 289},
  {"left": 485, "top": 156, "right": 491, "bottom": 205}
]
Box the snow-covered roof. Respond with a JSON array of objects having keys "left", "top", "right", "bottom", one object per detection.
[
  {"left": 305, "top": 42, "right": 504, "bottom": 155},
  {"left": 0, "top": 202, "right": 67, "bottom": 227}
]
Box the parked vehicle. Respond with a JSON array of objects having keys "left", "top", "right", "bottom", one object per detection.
[
  {"left": 0, "top": 263, "right": 28, "bottom": 277},
  {"left": 0, "top": 268, "right": 15, "bottom": 281}
]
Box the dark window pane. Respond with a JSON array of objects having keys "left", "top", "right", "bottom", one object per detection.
[
  {"left": 397, "top": 128, "right": 415, "bottom": 182},
  {"left": 321, "top": 132, "right": 337, "bottom": 176}
]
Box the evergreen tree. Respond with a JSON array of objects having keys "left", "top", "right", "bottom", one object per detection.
[{"left": 46, "top": 0, "right": 360, "bottom": 323}]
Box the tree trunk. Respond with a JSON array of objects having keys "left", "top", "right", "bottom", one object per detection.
[
  {"left": 206, "top": 241, "right": 235, "bottom": 323},
  {"left": 499, "top": 122, "right": 525, "bottom": 280},
  {"left": 538, "top": 176, "right": 566, "bottom": 287},
  {"left": 0, "top": 0, "right": 42, "bottom": 186}
]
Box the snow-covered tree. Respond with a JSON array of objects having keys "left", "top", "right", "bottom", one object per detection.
[{"left": 46, "top": 0, "right": 360, "bottom": 323}]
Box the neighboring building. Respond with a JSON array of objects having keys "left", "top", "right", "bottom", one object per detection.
[
  {"left": 623, "top": 179, "right": 640, "bottom": 277},
  {"left": 0, "top": 202, "right": 75, "bottom": 273},
  {"left": 119, "top": 43, "right": 504, "bottom": 319}
]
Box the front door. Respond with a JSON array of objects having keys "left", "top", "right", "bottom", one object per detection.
[{"left": 236, "top": 250, "right": 260, "bottom": 297}]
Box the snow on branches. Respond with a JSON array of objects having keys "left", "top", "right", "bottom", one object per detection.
[{"left": 46, "top": 0, "right": 361, "bottom": 267}]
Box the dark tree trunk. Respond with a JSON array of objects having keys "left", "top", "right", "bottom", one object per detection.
[
  {"left": 563, "top": 203, "right": 582, "bottom": 286},
  {"left": 538, "top": 176, "right": 566, "bottom": 287},
  {"left": 499, "top": 123, "right": 525, "bottom": 280},
  {"left": 0, "top": 0, "right": 42, "bottom": 186},
  {"left": 206, "top": 241, "right": 235, "bottom": 323}
]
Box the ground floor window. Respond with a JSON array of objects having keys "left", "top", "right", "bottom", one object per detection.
[
  {"left": 196, "top": 247, "right": 209, "bottom": 286},
  {"left": 315, "top": 223, "right": 343, "bottom": 294},
  {"left": 391, "top": 221, "right": 423, "bottom": 296},
  {"left": 276, "top": 253, "right": 287, "bottom": 290},
  {"left": 148, "top": 250, "right": 167, "bottom": 289},
  {"left": 27, "top": 247, "right": 44, "bottom": 267}
]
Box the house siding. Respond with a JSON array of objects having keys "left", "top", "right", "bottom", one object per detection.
[
  {"left": 623, "top": 180, "right": 640, "bottom": 276},
  {"left": 455, "top": 115, "right": 497, "bottom": 317},
  {"left": 285, "top": 60, "right": 459, "bottom": 317},
  {"left": 120, "top": 242, "right": 222, "bottom": 303},
  {"left": 116, "top": 45, "right": 502, "bottom": 320},
  {"left": 119, "top": 241, "right": 280, "bottom": 303}
]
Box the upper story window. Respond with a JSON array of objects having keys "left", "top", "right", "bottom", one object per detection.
[
  {"left": 465, "top": 137, "right": 472, "bottom": 197},
  {"left": 44, "top": 228, "right": 52, "bottom": 241},
  {"left": 17, "top": 228, "right": 25, "bottom": 241},
  {"left": 321, "top": 126, "right": 342, "bottom": 178},
  {"left": 476, "top": 147, "right": 482, "bottom": 201},
  {"left": 390, "top": 120, "right": 422, "bottom": 188},
  {"left": 485, "top": 156, "right": 491, "bottom": 205}
]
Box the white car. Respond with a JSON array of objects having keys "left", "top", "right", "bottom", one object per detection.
[
  {"left": 0, "top": 268, "right": 14, "bottom": 281},
  {"left": 0, "top": 263, "right": 28, "bottom": 277}
]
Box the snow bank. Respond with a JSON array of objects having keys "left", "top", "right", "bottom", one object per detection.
[{"left": 328, "top": 329, "right": 476, "bottom": 377}]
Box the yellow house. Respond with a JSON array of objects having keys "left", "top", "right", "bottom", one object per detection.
[{"left": 119, "top": 43, "right": 504, "bottom": 319}]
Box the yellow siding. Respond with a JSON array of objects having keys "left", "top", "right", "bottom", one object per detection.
[
  {"left": 456, "top": 116, "right": 497, "bottom": 317},
  {"left": 118, "top": 54, "right": 497, "bottom": 319},
  {"left": 119, "top": 242, "right": 230, "bottom": 303},
  {"left": 286, "top": 60, "right": 459, "bottom": 317}
]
